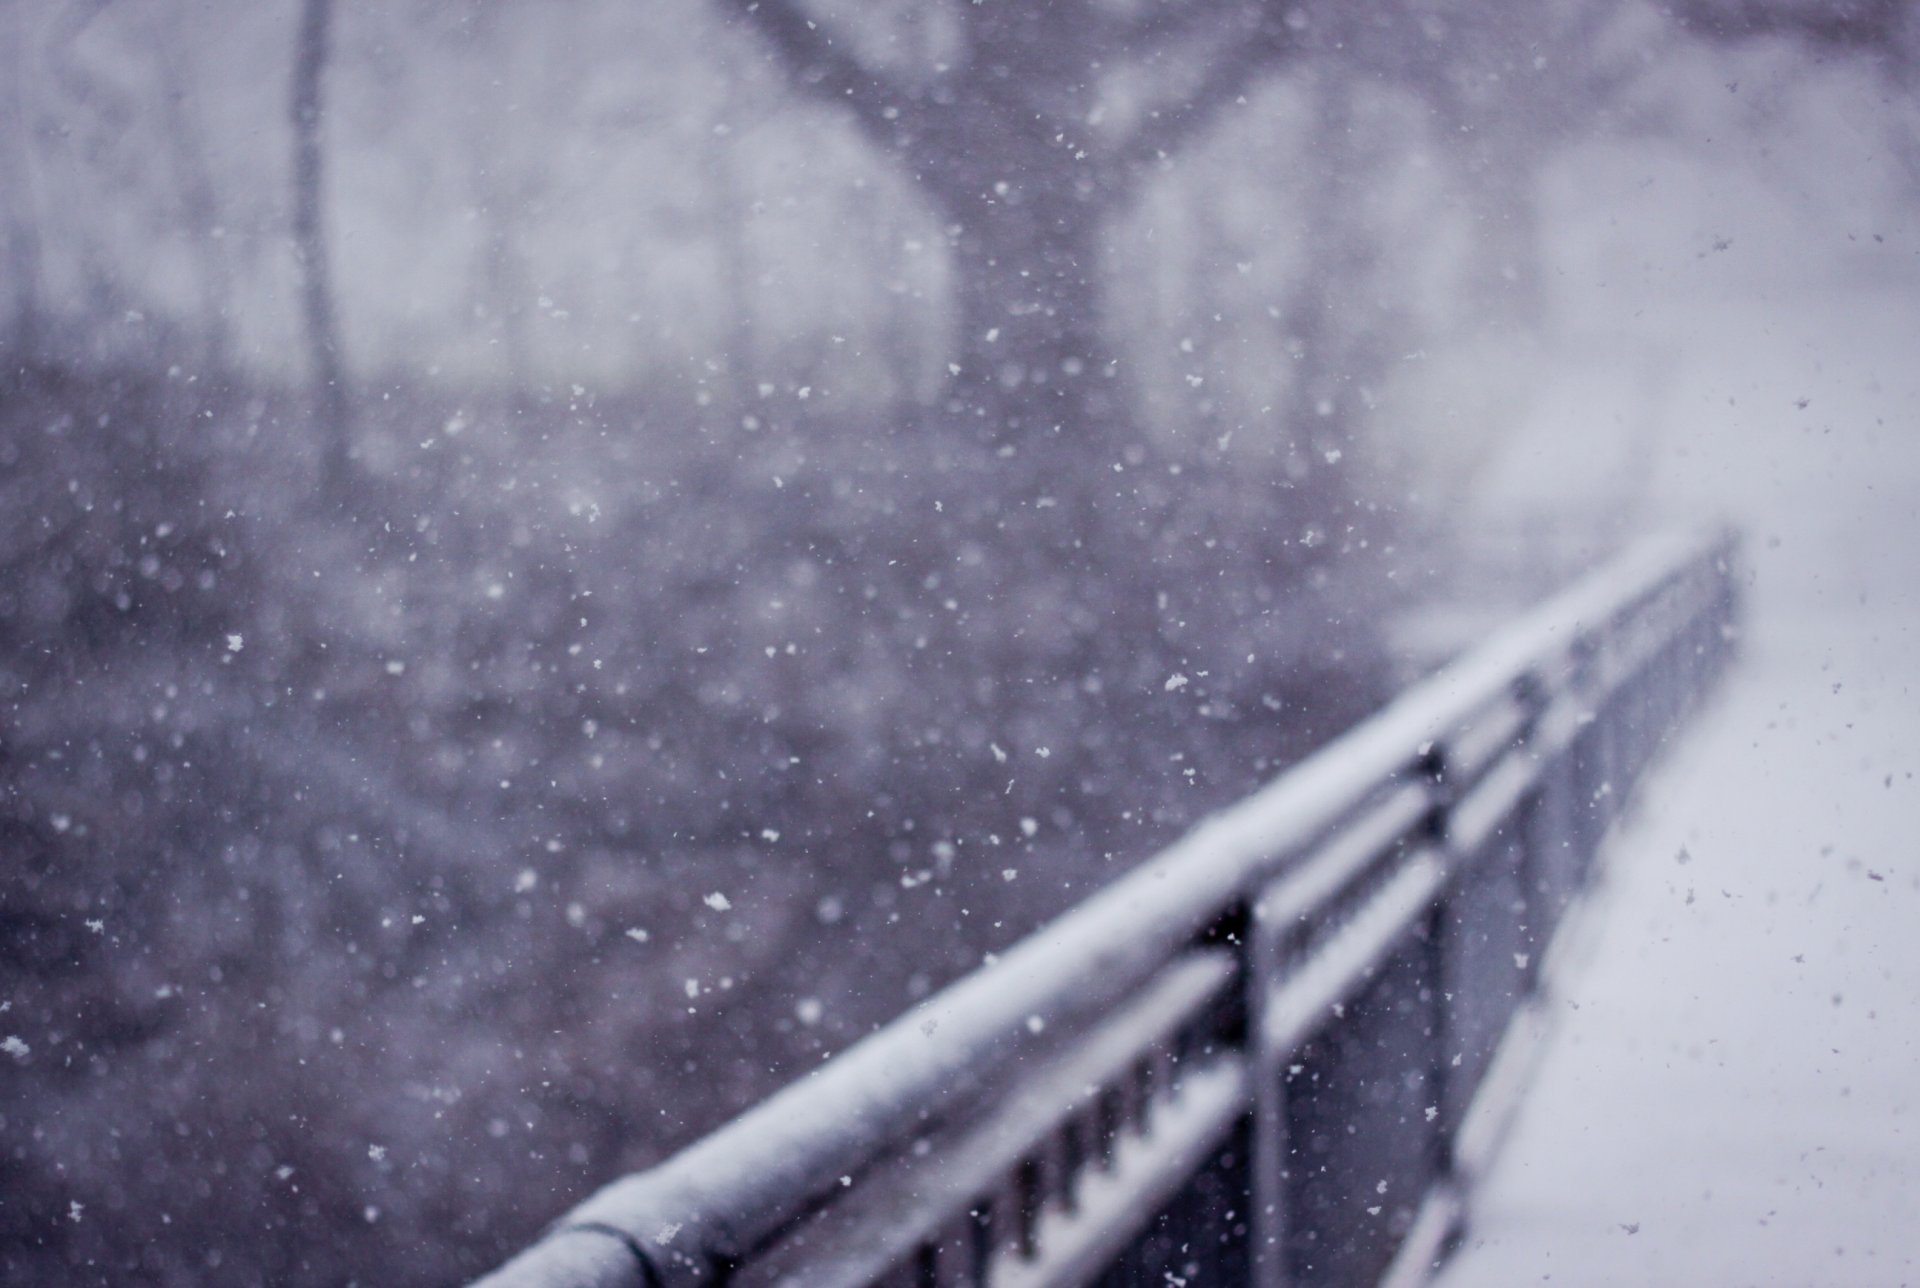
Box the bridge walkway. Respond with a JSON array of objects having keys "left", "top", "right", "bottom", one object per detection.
[{"left": 1434, "top": 321, "right": 1920, "bottom": 1287}]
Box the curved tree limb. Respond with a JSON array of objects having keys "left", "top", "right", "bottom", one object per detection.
[
  {"left": 1667, "top": 0, "right": 1906, "bottom": 51},
  {"left": 717, "top": 0, "right": 923, "bottom": 151},
  {"left": 1107, "top": 4, "right": 1304, "bottom": 191},
  {"left": 1667, "top": 0, "right": 1916, "bottom": 98}
]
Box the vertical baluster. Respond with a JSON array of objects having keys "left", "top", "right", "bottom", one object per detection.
[
  {"left": 1055, "top": 1113, "right": 1086, "bottom": 1217},
  {"left": 1168, "top": 1020, "right": 1195, "bottom": 1093},
  {"left": 872, "top": 1250, "right": 932, "bottom": 1288},
  {"left": 1252, "top": 1067, "right": 1293, "bottom": 1288},
  {"left": 1014, "top": 1154, "right": 1044, "bottom": 1261},
  {"left": 925, "top": 1214, "right": 978, "bottom": 1288},
  {"left": 1250, "top": 892, "right": 1297, "bottom": 1288},
  {"left": 1095, "top": 1083, "right": 1125, "bottom": 1173},
  {"left": 974, "top": 1195, "right": 1009, "bottom": 1280},
  {"left": 1424, "top": 897, "right": 1458, "bottom": 1189},
  {"left": 1132, "top": 1054, "right": 1158, "bottom": 1136}
]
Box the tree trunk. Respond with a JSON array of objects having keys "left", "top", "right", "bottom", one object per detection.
[
  {"left": 1279, "top": 67, "right": 1364, "bottom": 469},
  {"left": 1, "top": 201, "right": 42, "bottom": 362},
  {"left": 290, "top": 0, "right": 351, "bottom": 496},
  {"left": 1, "top": 1, "right": 44, "bottom": 360},
  {"left": 462, "top": 3, "right": 537, "bottom": 400},
  {"left": 474, "top": 178, "right": 534, "bottom": 397},
  {"left": 934, "top": 171, "right": 1128, "bottom": 449},
  {"left": 706, "top": 126, "right": 762, "bottom": 417},
  {"left": 155, "top": 19, "right": 234, "bottom": 375},
  {"left": 1266, "top": 65, "right": 1397, "bottom": 564}
]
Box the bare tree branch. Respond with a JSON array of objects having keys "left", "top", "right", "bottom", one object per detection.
[
  {"left": 1115, "top": 0, "right": 1240, "bottom": 47},
  {"left": 1668, "top": 0, "right": 1906, "bottom": 52},
  {"left": 1109, "top": 4, "right": 1302, "bottom": 185},
  {"left": 47, "top": 0, "right": 137, "bottom": 139},
  {"left": 718, "top": 0, "right": 921, "bottom": 150}
]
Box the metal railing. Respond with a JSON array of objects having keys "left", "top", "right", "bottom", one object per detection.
[{"left": 475, "top": 528, "right": 1742, "bottom": 1288}]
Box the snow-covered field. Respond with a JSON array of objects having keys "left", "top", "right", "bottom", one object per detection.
[{"left": 1434, "top": 133, "right": 1920, "bottom": 1285}]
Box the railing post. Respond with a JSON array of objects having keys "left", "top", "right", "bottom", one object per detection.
[
  {"left": 1420, "top": 737, "right": 1461, "bottom": 1182},
  {"left": 1250, "top": 890, "right": 1295, "bottom": 1288}
]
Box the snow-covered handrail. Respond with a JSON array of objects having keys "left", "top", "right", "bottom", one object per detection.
[{"left": 474, "top": 527, "right": 1742, "bottom": 1288}]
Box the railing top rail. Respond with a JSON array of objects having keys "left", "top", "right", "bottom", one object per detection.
[{"left": 477, "top": 525, "right": 1738, "bottom": 1288}]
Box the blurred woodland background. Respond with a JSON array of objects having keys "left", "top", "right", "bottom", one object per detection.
[{"left": 2, "top": 0, "right": 1916, "bottom": 1283}]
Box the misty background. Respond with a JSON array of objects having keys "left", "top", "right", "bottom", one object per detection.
[{"left": 3, "top": 1, "right": 1916, "bottom": 1284}]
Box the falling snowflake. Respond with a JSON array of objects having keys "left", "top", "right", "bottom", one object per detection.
[{"left": 703, "top": 892, "right": 732, "bottom": 912}]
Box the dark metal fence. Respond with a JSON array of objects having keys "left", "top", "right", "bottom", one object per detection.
[{"left": 475, "top": 528, "right": 1742, "bottom": 1288}]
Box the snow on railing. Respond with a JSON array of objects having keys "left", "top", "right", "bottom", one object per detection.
[{"left": 473, "top": 527, "right": 1742, "bottom": 1288}]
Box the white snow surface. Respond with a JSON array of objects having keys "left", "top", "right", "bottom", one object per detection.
[{"left": 1434, "top": 176, "right": 1920, "bottom": 1283}]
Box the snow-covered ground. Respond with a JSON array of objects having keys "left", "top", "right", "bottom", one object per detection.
[{"left": 1432, "top": 143, "right": 1920, "bottom": 1284}]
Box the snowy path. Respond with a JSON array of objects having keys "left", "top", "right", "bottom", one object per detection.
[{"left": 1432, "top": 281, "right": 1920, "bottom": 1285}]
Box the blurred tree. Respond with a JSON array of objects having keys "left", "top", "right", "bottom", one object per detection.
[
  {"left": 720, "top": 0, "right": 1309, "bottom": 446},
  {"left": 449, "top": 1, "right": 557, "bottom": 400},
  {"left": 1355, "top": 0, "right": 1658, "bottom": 332},
  {"left": 1273, "top": 11, "right": 1390, "bottom": 498},
  {"left": 290, "top": 0, "right": 352, "bottom": 495},
  {"left": 1296, "top": 0, "right": 1667, "bottom": 523},
  {"left": 0, "top": 2, "right": 45, "bottom": 359},
  {"left": 151, "top": 10, "right": 238, "bottom": 376}
]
